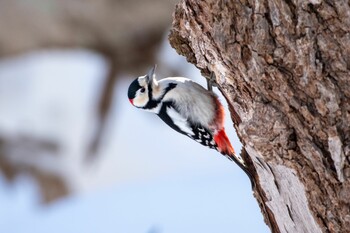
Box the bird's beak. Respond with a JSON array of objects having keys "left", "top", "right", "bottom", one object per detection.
[{"left": 147, "top": 64, "right": 157, "bottom": 81}]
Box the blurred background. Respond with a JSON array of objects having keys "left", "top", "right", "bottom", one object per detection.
[{"left": 0, "top": 1, "right": 268, "bottom": 232}]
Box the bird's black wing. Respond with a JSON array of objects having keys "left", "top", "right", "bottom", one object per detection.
[{"left": 157, "top": 101, "right": 218, "bottom": 150}]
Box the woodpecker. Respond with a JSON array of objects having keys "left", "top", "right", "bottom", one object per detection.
[{"left": 127, "top": 65, "right": 254, "bottom": 186}]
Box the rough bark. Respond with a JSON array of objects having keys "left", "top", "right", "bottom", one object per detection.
[{"left": 169, "top": 0, "right": 350, "bottom": 232}]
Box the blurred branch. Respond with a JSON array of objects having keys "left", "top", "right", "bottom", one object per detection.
[
  {"left": 87, "top": 27, "right": 164, "bottom": 160},
  {"left": 0, "top": 0, "right": 178, "bottom": 203},
  {"left": 0, "top": 135, "right": 67, "bottom": 203},
  {"left": 87, "top": 55, "right": 118, "bottom": 160}
]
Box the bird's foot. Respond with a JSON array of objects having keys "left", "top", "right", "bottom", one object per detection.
[{"left": 206, "top": 71, "right": 218, "bottom": 92}]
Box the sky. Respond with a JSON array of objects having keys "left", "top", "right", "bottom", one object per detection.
[{"left": 0, "top": 42, "right": 269, "bottom": 233}]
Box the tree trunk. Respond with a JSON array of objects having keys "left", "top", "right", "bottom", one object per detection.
[{"left": 169, "top": 0, "right": 350, "bottom": 232}]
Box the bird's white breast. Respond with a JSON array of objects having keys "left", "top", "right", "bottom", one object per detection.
[{"left": 159, "top": 77, "right": 217, "bottom": 127}]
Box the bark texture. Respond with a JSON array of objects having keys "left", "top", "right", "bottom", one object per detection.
[{"left": 169, "top": 0, "right": 350, "bottom": 232}]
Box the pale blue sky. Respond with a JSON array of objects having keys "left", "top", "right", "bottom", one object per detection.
[{"left": 0, "top": 47, "right": 269, "bottom": 233}]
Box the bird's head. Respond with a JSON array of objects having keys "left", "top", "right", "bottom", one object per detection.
[{"left": 128, "top": 65, "right": 158, "bottom": 108}]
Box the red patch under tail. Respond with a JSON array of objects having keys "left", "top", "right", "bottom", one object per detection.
[
  {"left": 214, "top": 128, "right": 255, "bottom": 188},
  {"left": 214, "top": 128, "right": 235, "bottom": 156},
  {"left": 212, "top": 97, "right": 225, "bottom": 129}
]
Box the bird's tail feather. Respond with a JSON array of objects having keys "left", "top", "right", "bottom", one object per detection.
[
  {"left": 214, "top": 129, "right": 255, "bottom": 188},
  {"left": 226, "top": 153, "right": 255, "bottom": 189}
]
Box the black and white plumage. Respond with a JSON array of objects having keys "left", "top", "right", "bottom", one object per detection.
[{"left": 127, "top": 65, "right": 254, "bottom": 186}]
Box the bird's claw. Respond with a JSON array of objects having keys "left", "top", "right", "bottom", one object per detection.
[{"left": 206, "top": 71, "right": 218, "bottom": 91}]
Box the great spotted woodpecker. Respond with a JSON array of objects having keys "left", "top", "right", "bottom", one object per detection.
[{"left": 127, "top": 65, "right": 254, "bottom": 186}]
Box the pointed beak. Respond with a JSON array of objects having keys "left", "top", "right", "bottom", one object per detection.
[{"left": 147, "top": 64, "right": 157, "bottom": 79}]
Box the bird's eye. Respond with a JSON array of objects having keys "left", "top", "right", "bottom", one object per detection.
[{"left": 140, "top": 87, "right": 145, "bottom": 93}]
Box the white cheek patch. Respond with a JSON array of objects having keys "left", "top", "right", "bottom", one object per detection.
[
  {"left": 166, "top": 107, "right": 194, "bottom": 136},
  {"left": 133, "top": 91, "right": 149, "bottom": 108}
]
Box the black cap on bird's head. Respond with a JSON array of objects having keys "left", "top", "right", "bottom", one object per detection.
[{"left": 127, "top": 65, "right": 157, "bottom": 108}]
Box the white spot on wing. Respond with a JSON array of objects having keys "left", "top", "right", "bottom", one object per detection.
[{"left": 166, "top": 106, "right": 194, "bottom": 136}]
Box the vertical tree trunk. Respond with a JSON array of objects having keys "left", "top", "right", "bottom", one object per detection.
[{"left": 169, "top": 0, "right": 350, "bottom": 232}]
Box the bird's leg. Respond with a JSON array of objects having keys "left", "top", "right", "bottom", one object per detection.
[{"left": 206, "top": 71, "right": 218, "bottom": 92}]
